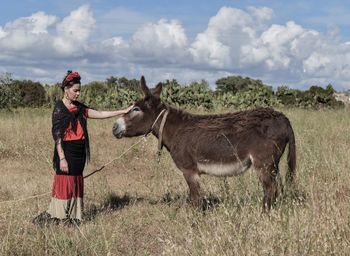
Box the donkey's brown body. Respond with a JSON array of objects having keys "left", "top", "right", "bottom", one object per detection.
[{"left": 113, "top": 77, "right": 296, "bottom": 211}]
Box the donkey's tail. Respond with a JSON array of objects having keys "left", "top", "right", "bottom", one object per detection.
[{"left": 286, "top": 122, "right": 296, "bottom": 185}]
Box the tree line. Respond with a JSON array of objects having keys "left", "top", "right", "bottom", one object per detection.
[{"left": 0, "top": 72, "right": 344, "bottom": 110}]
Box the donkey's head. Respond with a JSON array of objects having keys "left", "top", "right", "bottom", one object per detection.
[{"left": 113, "top": 76, "right": 164, "bottom": 138}]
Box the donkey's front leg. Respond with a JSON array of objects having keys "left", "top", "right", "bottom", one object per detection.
[{"left": 182, "top": 170, "right": 201, "bottom": 207}]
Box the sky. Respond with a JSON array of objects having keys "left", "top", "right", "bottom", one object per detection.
[{"left": 1, "top": 0, "right": 350, "bottom": 91}]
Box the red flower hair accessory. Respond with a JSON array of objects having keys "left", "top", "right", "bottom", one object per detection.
[{"left": 64, "top": 71, "right": 81, "bottom": 83}]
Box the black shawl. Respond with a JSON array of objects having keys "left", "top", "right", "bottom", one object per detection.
[{"left": 52, "top": 100, "right": 90, "bottom": 171}]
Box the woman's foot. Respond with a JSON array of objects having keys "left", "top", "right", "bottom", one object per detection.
[{"left": 32, "top": 212, "right": 60, "bottom": 226}]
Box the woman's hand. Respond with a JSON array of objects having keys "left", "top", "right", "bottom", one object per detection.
[
  {"left": 122, "top": 105, "right": 134, "bottom": 114},
  {"left": 60, "top": 158, "right": 69, "bottom": 173}
]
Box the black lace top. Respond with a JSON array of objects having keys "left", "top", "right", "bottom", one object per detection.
[{"left": 51, "top": 100, "right": 90, "bottom": 171}]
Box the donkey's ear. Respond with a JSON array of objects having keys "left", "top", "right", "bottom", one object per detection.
[
  {"left": 140, "top": 76, "right": 151, "bottom": 98},
  {"left": 151, "top": 82, "right": 163, "bottom": 98}
]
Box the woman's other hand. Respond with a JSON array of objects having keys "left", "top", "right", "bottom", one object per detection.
[{"left": 60, "top": 159, "right": 69, "bottom": 173}]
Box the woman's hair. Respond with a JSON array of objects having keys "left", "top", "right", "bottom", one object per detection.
[{"left": 60, "top": 70, "right": 81, "bottom": 91}]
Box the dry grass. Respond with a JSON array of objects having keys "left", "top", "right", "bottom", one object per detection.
[{"left": 1, "top": 107, "right": 350, "bottom": 255}]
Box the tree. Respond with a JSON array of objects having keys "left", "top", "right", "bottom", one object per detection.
[
  {"left": 0, "top": 73, "right": 15, "bottom": 109},
  {"left": 188, "top": 79, "right": 210, "bottom": 92},
  {"left": 118, "top": 77, "right": 139, "bottom": 91},
  {"left": 106, "top": 76, "right": 119, "bottom": 90},
  {"left": 215, "top": 76, "right": 266, "bottom": 93},
  {"left": 106, "top": 76, "right": 141, "bottom": 91},
  {"left": 10, "top": 80, "right": 47, "bottom": 107}
]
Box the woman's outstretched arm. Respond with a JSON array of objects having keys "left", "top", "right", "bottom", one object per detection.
[{"left": 87, "top": 105, "right": 133, "bottom": 119}]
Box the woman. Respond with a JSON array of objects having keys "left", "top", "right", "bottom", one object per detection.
[{"left": 36, "top": 70, "right": 132, "bottom": 225}]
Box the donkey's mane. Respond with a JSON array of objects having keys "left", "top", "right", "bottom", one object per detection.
[
  {"left": 168, "top": 105, "right": 277, "bottom": 118},
  {"left": 167, "top": 105, "right": 282, "bottom": 132}
]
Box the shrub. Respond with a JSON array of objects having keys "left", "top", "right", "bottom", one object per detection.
[
  {"left": 162, "top": 79, "right": 214, "bottom": 110},
  {"left": 10, "top": 80, "right": 46, "bottom": 107},
  {"left": 0, "top": 74, "right": 345, "bottom": 110},
  {"left": 277, "top": 84, "right": 344, "bottom": 109},
  {"left": 45, "top": 83, "right": 63, "bottom": 107},
  {"left": 0, "top": 73, "right": 16, "bottom": 109}
]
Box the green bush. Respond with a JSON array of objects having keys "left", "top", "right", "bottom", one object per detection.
[
  {"left": 0, "top": 73, "right": 345, "bottom": 110},
  {"left": 0, "top": 73, "right": 16, "bottom": 109},
  {"left": 45, "top": 83, "right": 63, "bottom": 107},
  {"left": 80, "top": 81, "right": 141, "bottom": 109},
  {"left": 216, "top": 75, "right": 266, "bottom": 94},
  {"left": 9, "top": 80, "right": 46, "bottom": 108},
  {"left": 80, "top": 81, "right": 108, "bottom": 109},
  {"left": 214, "top": 84, "right": 280, "bottom": 109},
  {"left": 277, "top": 84, "right": 344, "bottom": 109},
  {"left": 162, "top": 79, "right": 214, "bottom": 109}
]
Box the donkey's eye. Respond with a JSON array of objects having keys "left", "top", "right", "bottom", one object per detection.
[{"left": 132, "top": 107, "right": 141, "bottom": 112}]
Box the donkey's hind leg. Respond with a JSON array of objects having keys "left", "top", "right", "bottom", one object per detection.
[
  {"left": 256, "top": 165, "right": 279, "bottom": 212},
  {"left": 182, "top": 170, "right": 201, "bottom": 207}
]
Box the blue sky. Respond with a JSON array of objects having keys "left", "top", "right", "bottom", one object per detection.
[{"left": 1, "top": 0, "right": 350, "bottom": 90}]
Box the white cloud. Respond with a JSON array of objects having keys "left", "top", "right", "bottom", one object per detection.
[
  {"left": 28, "top": 11, "right": 58, "bottom": 34},
  {"left": 303, "top": 52, "right": 331, "bottom": 75},
  {"left": 130, "top": 19, "right": 188, "bottom": 63},
  {"left": 0, "top": 5, "right": 95, "bottom": 58},
  {"left": 96, "top": 7, "right": 150, "bottom": 38},
  {"left": 99, "top": 19, "right": 189, "bottom": 64},
  {"left": 247, "top": 6, "right": 273, "bottom": 25},
  {"left": 1, "top": 5, "right": 350, "bottom": 90},
  {"left": 0, "top": 11, "right": 57, "bottom": 52},
  {"left": 27, "top": 67, "right": 50, "bottom": 76},
  {"left": 0, "top": 27, "right": 6, "bottom": 39},
  {"left": 252, "top": 21, "right": 306, "bottom": 70},
  {"left": 53, "top": 5, "right": 95, "bottom": 56},
  {"left": 4, "top": 11, "right": 57, "bottom": 34},
  {"left": 190, "top": 33, "right": 232, "bottom": 68},
  {"left": 102, "top": 36, "right": 128, "bottom": 49},
  {"left": 302, "top": 41, "right": 350, "bottom": 85},
  {"left": 189, "top": 7, "right": 274, "bottom": 69}
]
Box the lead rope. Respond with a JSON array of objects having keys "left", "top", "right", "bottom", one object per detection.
[
  {"left": 150, "top": 109, "right": 166, "bottom": 131},
  {"left": 82, "top": 135, "right": 147, "bottom": 179},
  {"left": 0, "top": 135, "right": 147, "bottom": 206},
  {"left": 156, "top": 110, "right": 169, "bottom": 163}
]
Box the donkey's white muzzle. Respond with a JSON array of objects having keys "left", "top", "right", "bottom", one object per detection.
[{"left": 113, "top": 117, "right": 126, "bottom": 139}]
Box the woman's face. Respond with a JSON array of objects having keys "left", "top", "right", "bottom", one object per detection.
[{"left": 65, "top": 83, "right": 81, "bottom": 101}]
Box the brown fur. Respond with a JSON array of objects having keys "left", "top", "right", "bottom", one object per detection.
[{"left": 113, "top": 76, "right": 296, "bottom": 211}]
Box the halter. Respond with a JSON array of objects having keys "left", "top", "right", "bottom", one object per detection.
[{"left": 149, "top": 108, "right": 169, "bottom": 162}]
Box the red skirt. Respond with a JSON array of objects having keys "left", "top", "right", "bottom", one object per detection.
[{"left": 47, "top": 175, "right": 84, "bottom": 220}]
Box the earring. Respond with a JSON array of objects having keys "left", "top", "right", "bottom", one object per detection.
[{"left": 65, "top": 93, "right": 69, "bottom": 99}]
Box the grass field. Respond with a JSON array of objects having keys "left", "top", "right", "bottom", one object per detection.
[{"left": 0, "top": 107, "right": 350, "bottom": 255}]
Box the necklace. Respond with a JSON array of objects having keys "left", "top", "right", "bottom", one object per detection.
[{"left": 63, "top": 98, "right": 73, "bottom": 109}]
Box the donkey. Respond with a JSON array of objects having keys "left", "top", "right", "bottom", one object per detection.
[{"left": 113, "top": 76, "right": 296, "bottom": 211}]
